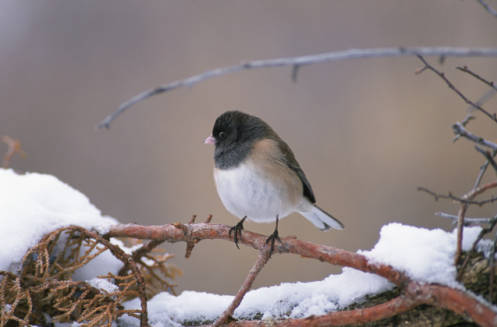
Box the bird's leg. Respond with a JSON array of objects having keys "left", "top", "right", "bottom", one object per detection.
[
  {"left": 265, "top": 215, "right": 282, "bottom": 255},
  {"left": 229, "top": 216, "right": 247, "bottom": 249}
]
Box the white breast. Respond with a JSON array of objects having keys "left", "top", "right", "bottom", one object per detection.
[{"left": 214, "top": 160, "right": 302, "bottom": 223}]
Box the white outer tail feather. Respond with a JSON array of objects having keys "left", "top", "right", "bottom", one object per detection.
[{"left": 300, "top": 205, "right": 344, "bottom": 230}]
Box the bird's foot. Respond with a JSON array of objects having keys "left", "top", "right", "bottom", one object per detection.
[
  {"left": 229, "top": 217, "right": 246, "bottom": 249},
  {"left": 265, "top": 229, "right": 281, "bottom": 256}
]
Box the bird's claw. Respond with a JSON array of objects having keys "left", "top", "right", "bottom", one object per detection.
[
  {"left": 229, "top": 217, "right": 246, "bottom": 249},
  {"left": 265, "top": 229, "right": 281, "bottom": 256}
]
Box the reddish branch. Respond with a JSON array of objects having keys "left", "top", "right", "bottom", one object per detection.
[
  {"left": 213, "top": 248, "right": 271, "bottom": 326},
  {"left": 107, "top": 223, "right": 497, "bottom": 326},
  {"left": 1, "top": 136, "right": 26, "bottom": 168}
]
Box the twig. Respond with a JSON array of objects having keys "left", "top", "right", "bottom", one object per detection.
[
  {"left": 98, "top": 47, "right": 497, "bottom": 128},
  {"left": 435, "top": 211, "right": 494, "bottom": 226},
  {"left": 473, "top": 151, "right": 493, "bottom": 190},
  {"left": 452, "top": 122, "right": 497, "bottom": 151},
  {"left": 72, "top": 226, "right": 149, "bottom": 327},
  {"left": 459, "top": 88, "right": 497, "bottom": 129},
  {"left": 212, "top": 248, "right": 271, "bottom": 326},
  {"left": 1, "top": 136, "right": 26, "bottom": 168},
  {"left": 475, "top": 146, "right": 497, "bottom": 176},
  {"left": 118, "top": 239, "right": 165, "bottom": 276},
  {"left": 490, "top": 232, "right": 497, "bottom": 299},
  {"left": 418, "top": 186, "right": 497, "bottom": 205},
  {"left": 476, "top": 0, "right": 497, "bottom": 18},
  {"left": 416, "top": 55, "right": 497, "bottom": 123},
  {"left": 457, "top": 216, "right": 497, "bottom": 280},
  {"left": 457, "top": 65, "right": 497, "bottom": 91},
  {"left": 455, "top": 180, "right": 497, "bottom": 265}
]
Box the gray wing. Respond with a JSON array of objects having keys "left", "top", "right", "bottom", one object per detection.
[{"left": 276, "top": 139, "right": 316, "bottom": 204}]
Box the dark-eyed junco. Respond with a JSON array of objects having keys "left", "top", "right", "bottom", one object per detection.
[{"left": 204, "top": 111, "right": 344, "bottom": 250}]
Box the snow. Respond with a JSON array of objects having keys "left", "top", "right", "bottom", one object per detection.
[
  {"left": 0, "top": 169, "right": 117, "bottom": 272},
  {"left": 0, "top": 168, "right": 487, "bottom": 326},
  {"left": 87, "top": 277, "right": 120, "bottom": 293},
  {"left": 120, "top": 223, "right": 483, "bottom": 326},
  {"left": 360, "top": 223, "right": 482, "bottom": 287}
]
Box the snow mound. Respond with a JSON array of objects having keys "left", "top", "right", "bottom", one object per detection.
[{"left": 0, "top": 169, "right": 117, "bottom": 272}]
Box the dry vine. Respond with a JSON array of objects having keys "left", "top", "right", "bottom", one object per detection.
[{"left": 0, "top": 225, "right": 178, "bottom": 327}]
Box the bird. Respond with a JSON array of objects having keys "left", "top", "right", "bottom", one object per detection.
[{"left": 204, "top": 110, "right": 344, "bottom": 251}]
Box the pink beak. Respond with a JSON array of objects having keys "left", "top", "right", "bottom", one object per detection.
[{"left": 204, "top": 135, "right": 216, "bottom": 144}]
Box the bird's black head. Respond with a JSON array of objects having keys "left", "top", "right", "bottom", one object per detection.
[{"left": 209, "top": 111, "right": 273, "bottom": 168}]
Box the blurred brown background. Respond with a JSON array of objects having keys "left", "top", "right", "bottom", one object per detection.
[{"left": 2, "top": 1, "right": 497, "bottom": 294}]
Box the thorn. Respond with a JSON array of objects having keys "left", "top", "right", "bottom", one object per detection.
[{"left": 291, "top": 64, "right": 300, "bottom": 83}]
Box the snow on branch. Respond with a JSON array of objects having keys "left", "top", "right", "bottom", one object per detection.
[
  {"left": 97, "top": 46, "right": 497, "bottom": 129},
  {"left": 107, "top": 222, "right": 497, "bottom": 327}
]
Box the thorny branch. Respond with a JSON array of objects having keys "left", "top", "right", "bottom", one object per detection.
[
  {"left": 107, "top": 222, "right": 497, "bottom": 327},
  {"left": 98, "top": 47, "right": 497, "bottom": 128},
  {"left": 416, "top": 55, "right": 497, "bottom": 123},
  {"left": 457, "top": 65, "right": 497, "bottom": 92},
  {"left": 418, "top": 186, "right": 497, "bottom": 206},
  {"left": 419, "top": 180, "right": 497, "bottom": 264}
]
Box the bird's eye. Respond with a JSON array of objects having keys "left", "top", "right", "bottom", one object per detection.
[{"left": 218, "top": 131, "right": 226, "bottom": 138}]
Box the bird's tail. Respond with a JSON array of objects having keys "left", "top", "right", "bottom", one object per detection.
[{"left": 300, "top": 205, "right": 344, "bottom": 231}]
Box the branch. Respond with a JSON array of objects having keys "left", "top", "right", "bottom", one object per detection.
[
  {"left": 435, "top": 211, "right": 495, "bottom": 225},
  {"left": 452, "top": 122, "right": 497, "bottom": 151},
  {"left": 213, "top": 248, "right": 271, "bottom": 326},
  {"left": 97, "top": 47, "right": 497, "bottom": 128},
  {"left": 475, "top": 146, "right": 497, "bottom": 176},
  {"left": 225, "top": 283, "right": 496, "bottom": 327},
  {"left": 106, "top": 223, "right": 497, "bottom": 326},
  {"left": 476, "top": 0, "right": 497, "bottom": 18},
  {"left": 456, "top": 65, "right": 497, "bottom": 92},
  {"left": 418, "top": 186, "right": 497, "bottom": 205},
  {"left": 416, "top": 55, "right": 497, "bottom": 123}
]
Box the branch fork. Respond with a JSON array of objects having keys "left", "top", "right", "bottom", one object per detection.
[{"left": 107, "top": 222, "right": 497, "bottom": 326}]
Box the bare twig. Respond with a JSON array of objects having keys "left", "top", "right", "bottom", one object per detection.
[
  {"left": 418, "top": 186, "right": 497, "bottom": 206},
  {"left": 473, "top": 151, "right": 493, "bottom": 190},
  {"left": 1, "top": 136, "right": 26, "bottom": 168},
  {"left": 98, "top": 47, "right": 497, "bottom": 128},
  {"left": 458, "top": 88, "right": 497, "bottom": 130},
  {"left": 475, "top": 146, "right": 497, "bottom": 176},
  {"left": 452, "top": 122, "right": 497, "bottom": 151},
  {"left": 457, "top": 65, "right": 497, "bottom": 91},
  {"left": 476, "top": 0, "right": 497, "bottom": 18},
  {"left": 435, "top": 211, "right": 494, "bottom": 225},
  {"left": 416, "top": 55, "right": 497, "bottom": 123},
  {"left": 455, "top": 181, "right": 497, "bottom": 264},
  {"left": 490, "top": 233, "right": 497, "bottom": 299},
  {"left": 213, "top": 248, "right": 271, "bottom": 326}
]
